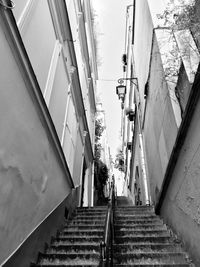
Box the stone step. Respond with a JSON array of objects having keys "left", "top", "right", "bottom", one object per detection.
[
  {"left": 114, "top": 220, "right": 164, "bottom": 227},
  {"left": 75, "top": 212, "right": 106, "bottom": 216},
  {"left": 114, "top": 218, "right": 162, "bottom": 224},
  {"left": 113, "top": 243, "right": 184, "bottom": 253},
  {"left": 68, "top": 220, "right": 105, "bottom": 225},
  {"left": 37, "top": 252, "right": 99, "bottom": 266},
  {"left": 114, "top": 207, "right": 154, "bottom": 213},
  {"left": 115, "top": 214, "right": 158, "bottom": 219},
  {"left": 74, "top": 213, "right": 106, "bottom": 217},
  {"left": 51, "top": 236, "right": 102, "bottom": 244},
  {"left": 114, "top": 214, "right": 155, "bottom": 218},
  {"left": 115, "top": 205, "right": 152, "bottom": 209},
  {"left": 77, "top": 206, "right": 107, "bottom": 211},
  {"left": 52, "top": 241, "right": 100, "bottom": 247},
  {"left": 73, "top": 217, "right": 105, "bottom": 222},
  {"left": 63, "top": 224, "right": 104, "bottom": 230},
  {"left": 71, "top": 215, "right": 106, "bottom": 220},
  {"left": 45, "top": 250, "right": 100, "bottom": 256},
  {"left": 76, "top": 209, "right": 107, "bottom": 213},
  {"left": 32, "top": 264, "right": 99, "bottom": 267},
  {"left": 113, "top": 252, "right": 188, "bottom": 265},
  {"left": 69, "top": 218, "right": 105, "bottom": 222},
  {"left": 46, "top": 244, "right": 100, "bottom": 254},
  {"left": 115, "top": 229, "right": 169, "bottom": 236},
  {"left": 113, "top": 264, "right": 190, "bottom": 266},
  {"left": 115, "top": 206, "right": 153, "bottom": 209},
  {"left": 115, "top": 235, "right": 172, "bottom": 244},
  {"left": 115, "top": 224, "right": 167, "bottom": 231},
  {"left": 60, "top": 229, "right": 104, "bottom": 237}
]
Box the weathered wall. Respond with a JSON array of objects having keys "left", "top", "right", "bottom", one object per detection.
[
  {"left": 134, "top": 0, "right": 154, "bottom": 117},
  {"left": 160, "top": 94, "right": 200, "bottom": 266},
  {"left": 130, "top": 0, "right": 155, "bottom": 203},
  {"left": 67, "top": 0, "right": 96, "bottom": 140},
  {"left": 133, "top": 0, "right": 178, "bottom": 204},
  {"left": 13, "top": 1, "right": 82, "bottom": 178},
  {"left": 144, "top": 33, "right": 178, "bottom": 204},
  {"left": 3, "top": 187, "right": 80, "bottom": 267},
  {"left": 14, "top": 0, "right": 56, "bottom": 93},
  {"left": 0, "top": 19, "right": 72, "bottom": 264}
]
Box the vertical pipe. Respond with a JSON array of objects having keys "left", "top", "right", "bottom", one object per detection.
[{"left": 139, "top": 133, "right": 150, "bottom": 205}]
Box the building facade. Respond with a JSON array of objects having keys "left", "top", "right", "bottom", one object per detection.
[
  {"left": 0, "top": 0, "right": 97, "bottom": 266},
  {"left": 124, "top": 0, "right": 200, "bottom": 264}
]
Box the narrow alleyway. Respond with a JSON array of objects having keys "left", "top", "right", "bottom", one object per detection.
[{"left": 1, "top": 0, "right": 200, "bottom": 265}]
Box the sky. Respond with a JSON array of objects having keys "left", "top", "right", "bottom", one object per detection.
[
  {"left": 92, "top": 0, "right": 132, "bottom": 158},
  {"left": 92, "top": 0, "right": 166, "bottom": 158}
]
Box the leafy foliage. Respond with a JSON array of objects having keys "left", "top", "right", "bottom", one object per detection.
[
  {"left": 157, "top": 0, "right": 196, "bottom": 30},
  {"left": 156, "top": 0, "right": 200, "bottom": 96},
  {"left": 94, "top": 118, "right": 109, "bottom": 205},
  {"left": 157, "top": 0, "right": 200, "bottom": 46},
  {"left": 94, "top": 160, "right": 109, "bottom": 205},
  {"left": 94, "top": 118, "right": 104, "bottom": 161},
  {"left": 95, "top": 119, "right": 105, "bottom": 143},
  {"left": 114, "top": 149, "right": 125, "bottom": 172},
  {"left": 94, "top": 143, "right": 102, "bottom": 161}
]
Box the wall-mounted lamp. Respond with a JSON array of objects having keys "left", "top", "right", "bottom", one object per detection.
[
  {"left": 118, "top": 77, "right": 138, "bottom": 86},
  {"left": 116, "top": 84, "right": 126, "bottom": 102},
  {"left": 116, "top": 77, "right": 138, "bottom": 109}
]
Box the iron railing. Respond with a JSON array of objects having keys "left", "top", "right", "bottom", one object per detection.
[{"left": 100, "top": 177, "right": 115, "bottom": 266}]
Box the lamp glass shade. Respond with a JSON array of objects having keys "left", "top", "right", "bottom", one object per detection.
[{"left": 116, "top": 85, "right": 126, "bottom": 96}]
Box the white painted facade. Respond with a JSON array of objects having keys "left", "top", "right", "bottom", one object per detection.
[
  {"left": 0, "top": 0, "right": 97, "bottom": 265},
  {"left": 12, "top": 0, "right": 98, "bottom": 205}
]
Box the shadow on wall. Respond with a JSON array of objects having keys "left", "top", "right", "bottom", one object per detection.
[
  {"left": 3, "top": 186, "right": 81, "bottom": 267},
  {"left": 155, "top": 186, "right": 160, "bottom": 205}
]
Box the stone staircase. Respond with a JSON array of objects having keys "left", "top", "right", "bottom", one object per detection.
[
  {"left": 113, "top": 197, "right": 193, "bottom": 266},
  {"left": 31, "top": 197, "right": 194, "bottom": 266},
  {"left": 31, "top": 206, "right": 107, "bottom": 266}
]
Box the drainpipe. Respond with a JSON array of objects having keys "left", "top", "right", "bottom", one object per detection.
[
  {"left": 139, "top": 133, "right": 150, "bottom": 205},
  {"left": 79, "top": 130, "right": 88, "bottom": 207}
]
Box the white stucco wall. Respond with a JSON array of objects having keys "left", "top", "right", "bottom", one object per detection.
[
  {"left": 161, "top": 93, "right": 200, "bottom": 266},
  {"left": 14, "top": 0, "right": 56, "bottom": 93},
  {"left": 0, "top": 22, "right": 72, "bottom": 264},
  {"left": 67, "top": 0, "right": 96, "bottom": 140},
  {"left": 134, "top": 0, "right": 154, "bottom": 118},
  {"left": 13, "top": 0, "right": 83, "bottom": 182},
  {"left": 132, "top": 0, "right": 179, "bottom": 204},
  {"left": 48, "top": 53, "right": 69, "bottom": 140},
  {"left": 143, "top": 33, "right": 178, "bottom": 203}
]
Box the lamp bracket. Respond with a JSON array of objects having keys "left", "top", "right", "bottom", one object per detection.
[{"left": 118, "top": 78, "right": 138, "bottom": 86}]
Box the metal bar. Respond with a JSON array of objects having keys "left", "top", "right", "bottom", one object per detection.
[{"left": 100, "top": 177, "right": 115, "bottom": 266}]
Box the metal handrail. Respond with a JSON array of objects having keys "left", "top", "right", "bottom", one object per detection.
[{"left": 100, "top": 177, "right": 115, "bottom": 266}]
